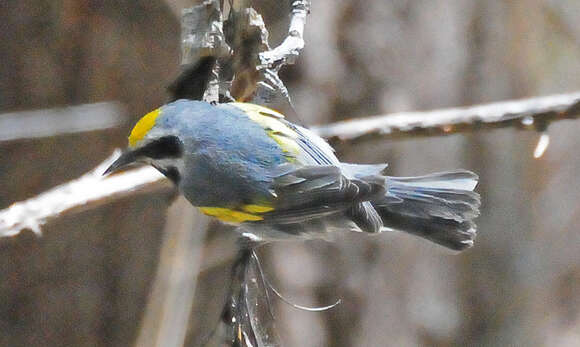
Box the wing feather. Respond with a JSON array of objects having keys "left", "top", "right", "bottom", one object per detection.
[
  {"left": 259, "top": 165, "right": 385, "bottom": 228},
  {"left": 228, "top": 103, "right": 385, "bottom": 233}
]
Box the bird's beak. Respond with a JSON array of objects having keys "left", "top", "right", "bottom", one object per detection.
[{"left": 103, "top": 150, "right": 139, "bottom": 176}]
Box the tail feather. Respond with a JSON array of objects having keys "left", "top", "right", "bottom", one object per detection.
[
  {"left": 376, "top": 209, "right": 477, "bottom": 250},
  {"left": 388, "top": 170, "right": 478, "bottom": 190},
  {"left": 375, "top": 170, "right": 481, "bottom": 251}
]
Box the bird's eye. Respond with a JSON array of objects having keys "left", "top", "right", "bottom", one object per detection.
[{"left": 139, "top": 135, "right": 183, "bottom": 159}]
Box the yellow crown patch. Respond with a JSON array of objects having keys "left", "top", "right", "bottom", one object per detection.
[{"left": 129, "top": 108, "right": 161, "bottom": 147}]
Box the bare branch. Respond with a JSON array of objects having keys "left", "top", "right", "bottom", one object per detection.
[
  {"left": 226, "top": 1, "right": 310, "bottom": 113},
  {"left": 0, "top": 102, "right": 125, "bottom": 143},
  {"left": 312, "top": 92, "right": 580, "bottom": 142},
  {"left": 258, "top": 0, "right": 311, "bottom": 69},
  {"left": 3, "top": 92, "right": 579, "bottom": 237},
  {"left": 0, "top": 151, "right": 172, "bottom": 237}
]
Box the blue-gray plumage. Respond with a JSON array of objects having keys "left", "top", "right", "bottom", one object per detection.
[
  {"left": 105, "top": 99, "right": 481, "bottom": 251},
  {"left": 154, "top": 100, "right": 288, "bottom": 207}
]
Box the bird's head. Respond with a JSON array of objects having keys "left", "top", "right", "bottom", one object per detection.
[{"left": 104, "top": 106, "right": 184, "bottom": 183}]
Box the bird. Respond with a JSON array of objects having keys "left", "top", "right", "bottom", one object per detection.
[{"left": 104, "top": 100, "right": 480, "bottom": 251}]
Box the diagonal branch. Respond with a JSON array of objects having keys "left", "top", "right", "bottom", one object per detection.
[
  {"left": 2, "top": 91, "right": 580, "bottom": 237},
  {"left": 0, "top": 151, "right": 172, "bottom": 238},
  {"left": 312, "top": 92, "right": 580, "bottom": 142}
]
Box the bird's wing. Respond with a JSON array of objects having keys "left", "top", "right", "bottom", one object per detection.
[
  {"left": 229, "top": 102, "right": 339, "bottom": 165},
  {"left": 256, "top": 164, "right": 385, "bottom": 225},
  {"left": 227, "top": 103, "right": 386, "bottom": 232}
]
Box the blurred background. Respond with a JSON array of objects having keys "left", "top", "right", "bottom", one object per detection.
[{"left": 1, "top": 0, "right": 580, "bottom": 346}]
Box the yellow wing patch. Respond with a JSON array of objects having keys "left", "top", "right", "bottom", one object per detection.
[
  {"left": 231, "top": 103, "right": 285, "bottom": 119},
  {"left": 267, "top": 131, "right": 301, "bottom": 158},
  {"left": 199, "top": 206, "right": 272, "bottom": 223},
  {"left": 231, "top": 103, "right": 301, "bottom": 158},
  {"left": 241, "top": 204, "right": 275, "bottom": 213},
  {"left": 129, "top": 108, "right": 161, "bottom": 147}
]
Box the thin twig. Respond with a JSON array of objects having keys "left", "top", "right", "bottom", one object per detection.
[
  {"left": 312, "top": 92, "right": 580, "bottom": 142},
  {"left": 258, "top": 0, "right": 311, "bottom": 69}
]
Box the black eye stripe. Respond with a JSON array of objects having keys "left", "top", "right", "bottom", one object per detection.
[
  {"left": 155, "top": 166, "right": 181, "bottom": 184},
  {"left": 138, "top": 136, "right": 183, "bottom": 159}
]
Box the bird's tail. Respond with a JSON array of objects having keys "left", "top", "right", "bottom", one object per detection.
[{"left": 373, "top": 171, "right": 481, "bottom": 251}]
